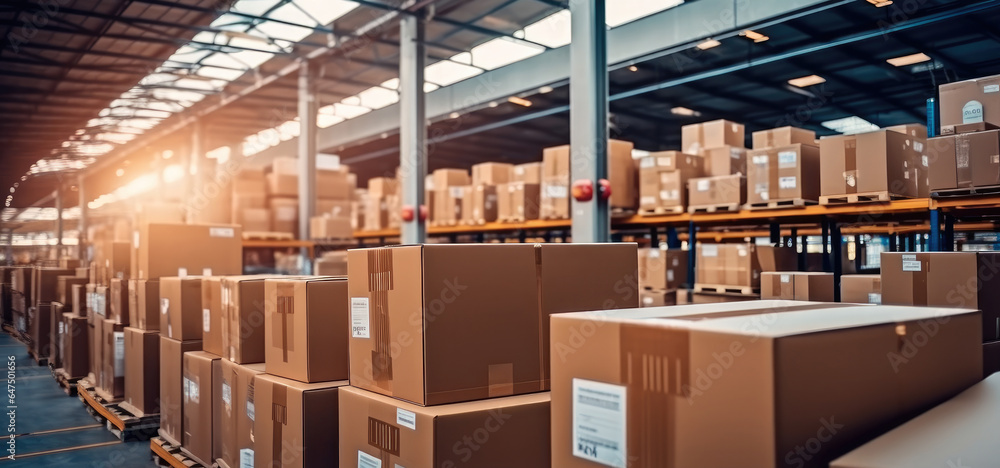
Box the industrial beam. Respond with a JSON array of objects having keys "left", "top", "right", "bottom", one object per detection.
[
  {"left": 298, "top": 61, "right": 318, "bottom": 242},
  {"left": 399, "top": 13, "right": 427, "bottom": 244}
]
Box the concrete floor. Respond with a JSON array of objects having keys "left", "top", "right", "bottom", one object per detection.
[{"left": 0, "top": 332, "right": 157, "bottom": 467}]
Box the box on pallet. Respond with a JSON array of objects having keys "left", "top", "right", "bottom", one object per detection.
[
  {"left": 752, "top": 126, "right": 816, "bottom": 149},
  {"left": 159, "top": 336, "right": 202, "bottom": 446},
  {"left": 695, "top": 243, "right": 760, "bottom": 288},
  {"left": 218, "top": 360, "right": 264, "bottom": 468},
  {"left": 840, "top": 274, "right": 881, "bottom": 305},
  {"left": 638, "top": 247, "right": 688, "bottom": 290},
  {"left": 254, "top": 374, "right": 345, "bottom": 468},
  {"left": 182, "top": 351, "right": 221, "bottom": 466},
  {"left": 497, "top": 182, "right": 540, "bottom": 222},
  {"left": 124, "top": 326, "right": 159, "bottom": 415},
  {"left": 928, "top": 130, "right": 1000, "bottom": 192},
  {"left": 761, "top": 272, "right": 834, "bottom": 302},
  {"left": 681, "top": 120, "right": 745, "bottom": 154},
  {"left": 639, "top": 152, "right": 704, "bottom": 213},
  {"left": 687, "top": 174, "right": 745, "bottom": 209},
  {"left": 746, "top": 143, "right": 821, "bottom": 204},
  {"left": 939, "top": 74, "right": 1000, "bottom": 133},
  {"left": 820, "top": 130, "right": 925, "bottom": 199}
]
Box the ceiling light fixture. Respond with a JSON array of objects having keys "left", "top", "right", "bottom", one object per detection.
[
  {"left": 887, "top": 52, "right": 931, "bottom": 67},
  {"left": 508, "top": 96, "right": 532, "bottom": 107},
  {"left": 696, "top": 39, "right": 721, "bottom": 50},
  {"left": 671, "top": 106, "right": 701, "bottom": 117},
  {"left": 740, "top": 30, "right": 769, "bottom": 43},
  {"left": 787, "top": 75, "right": 827, "bottom": 88},
  {"left": 866, "top": 0, "right": 893, "bottom": 7},
  {"left": 628, "top": 65, "right": 639, "bottom": 72},
  {"left": 538, "top": 86, "right": 554, "bottom": 94}
]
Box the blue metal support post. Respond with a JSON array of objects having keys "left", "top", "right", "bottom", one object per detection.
[
  {"left": 944, "top": 214, "right": 955, "bottom": 251},
  {"left": 687, "top": 220, "right": 697, "bottom": 290},
  {"left": 821, "top": 218, "right": 831, "bottom": 272},
  {"left": 929, "top": 209, "right": 941, "bottom": 251},
  {"left": 770, "top": 223, "right": 780, "bottom": 244},
  {"left": 649, "top": 226, "right": 659, "bottom": 248},
  {"left": 667, "top": 227, "right": 680, "bottom": 249},
  {"left": 831, "top": 223, "right": 843, "bottom": 302}
]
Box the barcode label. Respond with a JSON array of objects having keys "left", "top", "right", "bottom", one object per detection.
[
  {"left": 351, "top": 297, "right": 370, "bottom": 338},
  {"left": 572, "top": 378, "right": 627, "bottom": 468},
  {"left": 358, "top": 451, "right": 383, "bottom": 468},
  {"left": 868, "top": 293, "right": 882, "bottom": 304},
  {"left": 397, "top": 408, "right": 416, "bottom": 430}
]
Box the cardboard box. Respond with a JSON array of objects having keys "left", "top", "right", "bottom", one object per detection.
[
  {"left": 432, "top": 187, "right": 465, "bottom": 226},
  {"left": 756, "top": 245, "right": 799, "bottom": 272},
  {"left": 640, "top": 289, "right": 677, "bottom": 307},
  {"left": 687, "top": 174, "right": 746, "bottom": 208},
  {"left": 182, "top": 351, "right": 222, "bottom": 466},
  {"left": 222, "top": 276, "right": 275, "bottom": 364},
  {"left": 941, "top": 121, "right": 999, "bottom": 135},
  {"left": 124, "top": 326, "right": 160, "bottom": 415},
  {"left": 541, "top": 177, "right": 570, "bottom": 219},
  {"left": 269, "top": 198, "right": 298, "bottom": 235},
  {"left": 514, "top": 162, "right": 542, "bottom": 184},
  {"left": 29, "top": 302, "right": 55, "bottom": 358},
  {"left": 160, "top": 336, "right": 203, "bottom": 446},
  {"left": 317, "top": 199, "right": 352, "bottom": 218},
  {"left": 639, "top": 152, "right": 704, "bottom": 212},
  {"left": 929, "top": 130, "right": 1000, "bottom": 191},
  {"left": 747, "top": 143, "right": 821, "bottom": 204},
  {"left": 431, "top": 169, "right": 469, "bottom": 190},
  {"left": 497, "top": 182, "right": 540, "bottom": 222},
  {"left": 239, "top": 208, "right": 271, "bottom": 232},
  {"left": 50, "top": 303, "right": 66, "bottom": 368},
  {"left": 347, "top": 243, "right": 638, "bottom": 405},
  {"left": 471, "top": 162, "right": 513, "bottom": 186},
  {"left": 91, "top": 285, "right": 108, "bottom": 324},
  {"left": 702, "top": 145, "right": 747, "bottom": 176},
  {"left": 272, "top": 157, "right": 299, "bottom": 176},
  {"left": 752, "top": 126, "right": 817, "bottom": 149},
  {"left": 761, "top": 272, "right": 834, "bottom": 302},
  {"left": 695, "top": 243, "right": 761, "bottom": 288},
  {"left": 57, "top": 275, "right": 87, "bottom": 309},
  {"left": 840, "top": 274, "right": 882, "bottom": 304},
  {"left": 315, "top": 171, "right": 354, "bottom": 200},
  {"left": 541, "top": 140, "right": 636, "bottom": 213},
  {"left": 266, "top": 173, "right": 298, "bottom": 197},
  {"left": 99, "top": 319, "right": 125, "bottom": 399},
  {"left": 466, "top": 185, "right": 498, "bottom": 224},
  {"left": 90, "top": 320, "right": 101, "bottom": 381},
  {"left": 551, "top": 301, "right": 983, "bottom": 468},
  {"left": 264, "top": 277, "right": 348, "bottom": 383},
  {"left": 33, "top": 267, "right": 75, "bottom": 307},
  {"left": 309, "top": 215, "right": 352, "bottom": 239},
  {"left": 340, "top": 386, "right": 551, "bottom": 468},
  {"left": 254, "top": 374, "right": 345, "bottom": 468},
  {"left": 681, "top": 120, "right": 745, "bottom": 154},
  {"left": 638, "top": 247, "right": 688, "bottom": 290},
  {"left": 820, "top": 130, "right": 923, "bottom": 198},
  {"left": 368, "top": 177, "right": 398, "bottom": 198},
  {"left": 831, "top": 373, "right": 1000, "bottom": 468},
  {"left": 109, "top": 278, "right": 128, "bottom": 325},
  {"left": 363, "top": 194, "right": 389, "bottom": 231},
  {"left": 881, "top": 252, "right": 1000, "bottom": 342},
  {"left": 232, "top": 193, "right": 266, "bottom": 223},
  {"left": 218, "top": 360, "right": 265, "bottom": 468},
  {"left": 72, "top": 284, "right": 85, "bottom": 317},
  {"left": 160, "top": 277, "right": 204, "bottom": 341},
  {"left": 939, "top": 74, "right": 1000, "bottom": 132},
  {"left": 130, "top": 279, "right": 159, "bottom": 331},
  {"left": 62, "top": 313, "right": 89, "bottom": 379},
  {"left": 886, "top": 123, "right": 928, "bottom": 139},
  {"left": 314, "top": 251, "right": 347, "bottom": 276},
  {"left": 201, "top": 277, "right": 224, "bottom": 357},
  {"left": 136, "top": 223, "right": 242, "bottom": 280}
]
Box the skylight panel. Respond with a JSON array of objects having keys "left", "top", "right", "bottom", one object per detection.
[
  {"left": 822, "top": 116, "right": 880, "bottom": 135},
  {"left": 606, "top": 0, "right": 683, "bottom": 27},
  {"left": 523, "top": 11, "right": 570, "bottom": 48},
  {"left": 357, "top": 86, "right": 398, "bottom": 109},
  {"left": 470, "top": 37, "right": 544, "bottom": 70},
  {"left": 334, "top": 102, "right": 371, "bottom": 119},
  {"left": 424, "top": 60, "right": 483, "bottom": 87},
  {"left": 294, "top": 0, "right": 357, "bottom": 25}
]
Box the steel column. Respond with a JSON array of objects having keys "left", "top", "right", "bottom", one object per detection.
[
  {"left": 666, "top": 227, "right": 680, "bottom": 249},
  {"left": 298, "top": 60, "right": 318, "bottom": 243},
  {"left": 569, "top": 0, "right": 609, "bottom": 243},
  {"left": 769, "top": 223, "right": 780, "bottom": 244},
  {"left": 55, "top": 185, "right": 63, "bottom": 248},
  {"left": 888, "top": 234, "right": 897, "bottom": 252},
  {"left": 798, "top": 235, "right": 808, "bottom": 271},
  {"left": 929, "top": 209, "right": 941, "bottom": 251},
  {"left": 927, "top": 97, "right": 938, "bottom": 138},
  {"left": 687, "top": 220, "right": 696, "bottom": 290},
  {"left": 77, "top": 174, "right": 87, "bottom": 260},
  {"left": 649, "top": 226, "right": 659, "bottom": 248},
  {"left": 399, "top": 13, "right": 427, "bottom": 244}
]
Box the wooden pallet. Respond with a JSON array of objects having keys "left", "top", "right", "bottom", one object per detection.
[
  {"left": 931, "top": 184, "right": 1000, "bottom": 198},
  {"left": 744, "top": 198, "right": 817, "bottom": 211},
  {"left": 52, "top": 367, "right": 82, "bottom": 396},
  {"left": 820, "top": 191, "right": 911, "bottom": 205},
  {"left": 28, "top": 349, "right": 49, "bottom": 367},
  {"left": 242, "top": 231, "right": 294, "bottom": 240},
  {"left": 78, "top": 381, "right": 160, "bottom": 441},
  {"left": 639, "top": 206, "right": 685, "bottom": 216},
  {"left": 693, "top": 283, "right": 759, "bottom": 295},
  {"left": 150, "top": 437, "right": 209, "bottom": 468},
  {"left": 688, "top": 202, "right": 741, "bottom": 214}
]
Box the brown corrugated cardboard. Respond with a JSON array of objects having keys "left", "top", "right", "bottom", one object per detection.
[
  {"left": 124, "top": 326, "right": 160, "bottom": 415},
  {"left": 881, "top": 252, "right": 1000, "bottom": 342},
  {"left": 33, "top": 267, "right": 74, "bottom": 307},
  {"left": 99, "top": 319, "right": 125, "bottom": 400},
  {"left": 471, "top": 162, "right": 513, "bottom": 186},
  {"left": 131, "top": 279, "right": 159, "bottom": 331},
  {"left": 368, "top": 177, "right": 398, "bottom": 198},
  {"left": 347, "top": 243, "right": 638, "bottom": 405},
  {"left": 831, "top": 373, "right": 1000, "bottom": 468},
  {"left": 315, "top": 171, "right": 354, "bottom": 200},
  {"left": 317, "top": 199, "right": 352, "bottom": 217},
  {"left": 681, "top": 120, "right": 745, "bottom": 154},
  {"left": 269, "top": 198, "right": 298, "bottom": 235},
  {"left": 820, "top": 130, "right": 923, "bottom": 197},
  {"left": 752, "top": 126, "right": 817, "bottom": 149},
  {"left": 363, "top": 193, "right": 389, "bottom": 231},
  {"left": 309, "top": 215, "right": 352, "bottom": 239},
  {"left": 939, "top": 74, "right": 1000, "bottom": 132},
  {"left": 497, "top": 182, "right": 540, "bottom": 222},
  {"left": 222, "top": 276, "right": 277, "bottom": 364},
  {"left": 551, "top": 301, "right": 983, "bottom": 468},
  {"left": 840, "top": 274, "right": 882, "bottom": 304},
  {"left": 72, "top": 284, "right": 85, "bottom": 317},
  {"left": 201, "top": 277, "right": 225, "bottom": 357},
  {"left": 57, "top": 275, "right": 86, "bottom": 309},
  {"left": 433, "top": 186, "right": 465, "bottom": 226},
  {"left": 886, "top": 123, "right": 928, "bottom": 139},
  {"left": 182, "top": 351, "right": 222, "bottom": 466},
  {"left": 218, "top": 360, "right": 265, "bottom": 468},
  {"left": 695, "top": 243, "right": 760, "bottom": 287},
  {"left": 609, "top": 139, "right": 637, "bottom": 210},
  {"left": 271, "top": 157, "right": 299, "bottom": 176},
  {"left": 929, "top": 130, "right": 1000, "bottom": 191},
  {"left": 254, "top": 373, "right": 345, "bottom": 468},
  {"left": 687, "top": 174, "right": 746, "bottom": 208},
  {"left": 469, "top": 185, "right": 498, "bottom": 224},
  {"left": 747, "top": 143, "right": 821, "bottom": 204},
  {"left": 160, "top": 277, "right": 204, "bottom": 341},
  {"left": 432, "top": 169, "right": 470, "bottom": 189},
  {"left": 265, "top": 277, "right": 348, "bottom": 383},
  {"left": 640, "top": 289, "right": 677, "bottom": 307},
  {"left": 266, "top": 173, "right": 298, "bottom": 197},
  {"left": 541, "top": 176, "right": 570, "bottom": 219},
  {"left": 513, "top": 162, "right": 542, "bottom": 184},
  {"left": 340, "top": 386, "right": 551, "bottom": 468},
  {"left": 48, "top": 303, "right": 64, "bottom": 368},
  {"left": 63, "top": 314, "right": 89, "bottom": 379},
  {"left": 541, "top": 140, "right": 636, "bottom": 213},
  {"left": 314, "top": 251, "right": 347, "bottom": 276},
  {"left": 702, "top": 145, "right": 747, "bottom": 176},
  {"left": 638, "top": 247, "right": 688, "bottom": 290},
  {"left": 160, "top": 336, "right": 202, "bottom": 446},
  {"left": 90, "top": 320, "right": 101, "bottom": 381},
  {"left": 29, "top": 302, "right": 55, "bottom": 358},
  {"left": 761, "top": 272, "right": 835, "bottom": 302},
  {"left": 109, "top": 278, "right": 128, "bottom": 325},
  {"left": 239, "top": 208, "right": 271, "bottom": 232},
  {"left": 136, "top": 223, "right": 242, "bottom": 280},
  {"left": 639, "top": 152, "right": 704, "bottom": 212},
  {"left": 942, "top": 121, "right": 1000, "bottom": 135},
  {"left": 757, "top": 245, "right": 799, "bottom": 272}
]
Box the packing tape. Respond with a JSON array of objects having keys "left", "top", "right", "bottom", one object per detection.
[
  {"left": 844, "top": 138, "right": 858, "bottom": 194},
  {"left": 271, "top": 383, "right": 287, "bottom": 468},
  {"left": 275, "top": 282, "right": 295, "bottom": 362},
  {"left": 535, "top": 245, "right": 546, "bottom": 390},
  {"left": 956, "top": 135, "right": 973, "bottom": 188},
  {"left": 368, "top": 249, "right": 394, "bottom": 388}
]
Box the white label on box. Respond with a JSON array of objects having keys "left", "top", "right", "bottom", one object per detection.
[
  {"left": 515, "top": 166, "right": 524, "bottom": 175},
  {"left": 210, "top": 227, "right": 235, "bottom": 238},
  {"left": 640, "top": 196, "right": 656, "bottom": 206},
  {"left": 189, "top": 378, "right": 199, "bottom": 403},
  {"left": 222, "top": 381, "right": 232, "bottom": 406},
  {"left": 667, "top": 270, "right": 674, "bottom": 282},
  {"left": 450, "top": 187, "right": 463, "bottom": 198},
  {"left": 902, "top": 260, "right": 922, "bottom": 272},
  {"left": 168, "top": 324, "right": 172, "bottom": 337},
  {"left": 868, "top": 293, "right": 882, "bottom": 304},
  {"left": 922, "top": 155, "right": 929, "bottom": 167},
  {"left": 161, "top": 298, "right": 169, "bottom": 315},
  {"left": 778, "top": 151, "right": 797, "bottom": 168},
  {"left": 183, "top": 378, "right": 189, "bottom": 401},
  {"left": 902, "top": 254, "right": 917, "bottom": 261},
  {"left": 648, "top": 248, "right": 660, "bottom": 258},
  {"left": 963, "top": 100, "right": 984, "bottom": 124},
  {"left": 985, "top": 84, "right": 1000, "bottom": 93},
  {"left": 755, "top": 183, "right": 768, "bottom": 194},
  {"left": 545, "top": 185, "right": 569, "bottom": 199},
  {"left": 358, "top": 451, "right": 382, "bottom": 468},
  {"left": 752, "top": 155, "right": 768, "bottom": 165},
  {"left": 239, "top": 449, "right": 254, "bottom": 468},
  {"left": 202, "top": 268, "right": 212, "bottom": 277},
  {"left": 203, "top": 309, "right": 211, "bottom": 333},
  {"left": 114, "top": 332, "right": 125, "bottom": 376},
  {"left": 914, "top": 141, "right": 924, "bottom": 153},
  {"left": 993, "top": 155, "right": 1000, "bottom": 164},
  {"left": 660, "top": 190, "right": 679, "bottom": 200},
  {"left": 702, "top": 244, "right": 718, "bottom": 257},
  {"left": 781, "top": 274, "right": 791, "bottom": 283},
  {"left": 133, "top": 230, "right": 140, "bottom": 249},
  {"left": 572, "top": 378, "right": 627, "bottom": 468},
  {"left": 397, "top": 408, "right": 417, "bottom": 430},
  {"left": 640, "top": 158, "right": 654, "bottom": 169},
  {"left": 643, "top": 296, "right": 653, "bottom": 306},
  {"left": 779, "top": 177, "right": 797, "bottom": 189},
  {"left": 59, "top": 322, "right": 65, "bottom": 334},
  {"left": 351, "top": 297, "right": 370, "bottom": 338},
  {"left": 738, "top": 247, "right": 748, "bottom": 257},
  {"left": 246, "top": 399, "right": 255, "bottom": 421},
  {"left": 696, "top": 179, "right": 710, "bottom": 192},
  {"left": 178, "top": 267, "right": 187, "bottom": 278},
  {"left": 657, "top": 156, "right": 672, "bottom": 168}
]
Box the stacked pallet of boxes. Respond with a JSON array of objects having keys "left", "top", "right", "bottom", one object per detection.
[
  {"left": 461, "top": 162, "right": 512, "bottom": 225},
  {"left": 682, "top": 120, "right": 749, "bottom": 212},
  {"left": 637, "top": 245, "right": 688, "bottom": 306},
  {"left": 363, "top": 176, "right": 398, "bottom": 231},
  {"left": 265, "top": 157, "right": 357, "bottom": 238},
  {"left": 639, "top": 151, "right": 705, "bottom": 215},
  {"left": 758, "top": 245, "right": 835, "bottom": 302},
  {"left": 9, "top": 266, "right": 33, "bottom": 337},
  {"left": 51, "top": 273, "right": 87, "bottom": 372},
  {"left": 819, "top": 125, "right": 928, "bottom": 204},
  {"left": 429, "top": 168, "right": 470, "bottom": 226},
  {"left": 339, "top": 243, "right": 638, "bottom": 467},
  {"left": 232, "top": 168, "right": 270, "bottom": 233},
  {"left": 929, "top": 74, "right": 1000, "bottom": 196},
  {"left": 694, "top": 243, "right": 761, "bottom": 300},
  {"left": 29, "top": 267, "right": 76, "bottom": 364},
  {"left": 86, "top": 237, "right": 131, "bottom": 394},
  {"left": 0, "top": 267, "right": 12, "bottom": 327},
  {"left": 497, "top": 162, "right": 542, "bottom": 222},
  {"left": 746, "top": 126, "right": 821, "bottom": 209},
  {"left": 540, "top": 140, "right": 636, "bottom": 219}
]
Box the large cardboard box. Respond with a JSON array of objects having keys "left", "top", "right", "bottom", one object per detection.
[
  {"left": 638, "top": 247, "right": 688, "bottom": 290},
  {"left": 433, "top": 187, "right": 465, "bottom": 226},
  {"left": 160, "top": 277, "right": 204, "bottom": 341},
  {"left": 29, "top": 302, "right": 55, "bottom": 358},
  {"left": 33, "top": 267, "right": 75, "bottom": 308},
  {"left": 840, "top": 274, "right": 882, "bottom": 304},
  {"left": 99, "top": 319, "right": 125, "bottom": 400},
  {"left": 939, "top": 74, "right": 1000, "bottom": 133},
  {"left": 368, "top": 177, "right": 398, "bottom": 198},
  {"left": 881, "top": 252, "right": 1000, "bottom": 342},
  {"left": 201, "top": 277, "right": 225, "bottom": 357},
  {"left": 541, "top": 140, "right": 637, "bottom": 215},
  {"left": 640, "top": 289, "right": 677, "bottom": 307},
  {"left": 681, "top": 119, "right": 745, "bottom": 154},
  {"left": 218, "top": 360, "right": 265, "bottom": 468},
  {"left": 271, "top": 157, "right": 299, "bottom": 176},
  {"left": 696, "top": 243, "right": 761, "bottom": 288},
  {"left": 702, "top": 145, "right": 747, "bottom": 177},
  {"left": 347, "top": 243, "right": 638, "bottom": 405},
  {"left": 498, "top": 182, "right": 540, "bottom": 222},
  {"left": 467, "top": 185, "right": 498, "bottom": 224},
  {"left": 315, "top": 171, "right": 354, "bottom": 200},
  {"left": 752, "top": 126, "right": 817, "bottom": 149},
  {"left": 747, "top": 143, "right": 821, "bottom": 204},
  {"left": 57, "top": 275, "right": 87, "bottom": 309},
  {"left": 309, "top": 215, "right": 352, "bottom": 240},
  {"left": 431, "top": 169, "right": 469, "bottom": 189},
  {"left": 831, "top": 373, "right": 1000, "bottom": 468},
  {"left": 109, "top": 278, "right": 128, "bottom": 325},
  {"left": 160, "top": 336, "right": 203, "bottom": 446},
  {"left": 927, "top": 131, "right": 1000, "bottom": 191},
  {"left": 124, "top": 327, "right": 160, "bottom": 415},
  {"left": 130, "top": 279, "right": 159, "bottom": 331},
  {"left": 182, "top": 351, "right": 222, "bottom": 466},
  {"left": 136, "top": 223, "right": 242, "bottom": 280},
  {"left": 90, "top": 320, "right": 102, "bottom": 381},
  {"left": 265, "top": 277, "right": 348, "bottom": 383},
  {"left": 266, "top": 173, "right": 297, "bottom": 197},
  {"left": 238, "top": 208, "right": 271, "bottom": 232},
  {"left": 269, "top": 198, "right": 298, "bottom": 236},
  {"left": 687, "top": 174, "right": 745, "bottom": 209},
  {"left": 71, "top": 284, "right": 86, "bottom": 317},
  {"left": 222, "top": 276, "right": 275, "bottom": 364},
  {"left": 820, "top": 130, "right": 924, "bottom": 197},
  {"left": 471, "top": 162, "right": 513, "bottom": 186},
  {"left": 253, "top": 374, "right": 346, "bottom": 468},
  {"left": 314, "top": 251, "right": 347, "bottom": 276},
  {"left": 639, "top": 152, "right": 704, "bottom": 212},
  {"left": 362, "top": 194, "right": 389, "bottom": 231},
  {"left": 340, "top": 386, "right": 551, "bottom": 468},
  {"left": 761, "top": 272, "right": 834, "bottom": 302},
  {"left": 756, "top": 245, "right": 799, "bottom": 272},
  {"left": 551, "top": 301, "right": 983, "bottom": 468},
  {"left": 514, "top": 162, "right": 542, "bottom": 184},
  {"left": 62, "top": 314, "right": 89, "bottom": 379}
]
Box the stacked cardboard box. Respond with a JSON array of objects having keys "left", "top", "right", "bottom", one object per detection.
[
  {"left": 362, "top": 176, "right": 398, "bottom": 231},
  {"left": 638, "top": 246, "right": 688, "bottom": 307},
  {"left": 28, "top": 267, "right": 74, "bottom": 362},
  {"left": 232, "top": 168, "right": 269, "bottom": 232},
  {"left": 159, "top": 276, "right": 204, "bottom": 448},
  {"left": 683, "top": 120, "right": 748, "bottom": 210},
  {"left": 461, "top": 162, "right": 511, "bottom": 225},
  {"left": 840, "top": 274, "right": 881, "bottom": 304},
  {"left": 123, "top": 278, "right": 160, "bottom": 416},
  {"left": 760, "top": 272, "right": 834, "bottom": 302},
  {"left": 747, "top": 126, "right": 820, "bottom": 206},
  {"left": 926, "top": 75, "right": 1000, "bottom": 194},
  {"left": 498, "top": 162, "right": 543, "bottom": 222},
  {"left": 639, "top": 151, "right": 704, "bottom": 214},
  {"left": 820, "top": 128, "right": 927, "bottom": 202},
  {"left": 540, "top": 140, "right": 636, "bottom": 220},
  {"left": 695, "top": 243, "right": 761, "bottom": 290},
  {"left": 429, "top": 168, "right": 470, "bottom": 226},
  {"left": 251, "top": 157, "right": 357, "bottom": 238}
]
